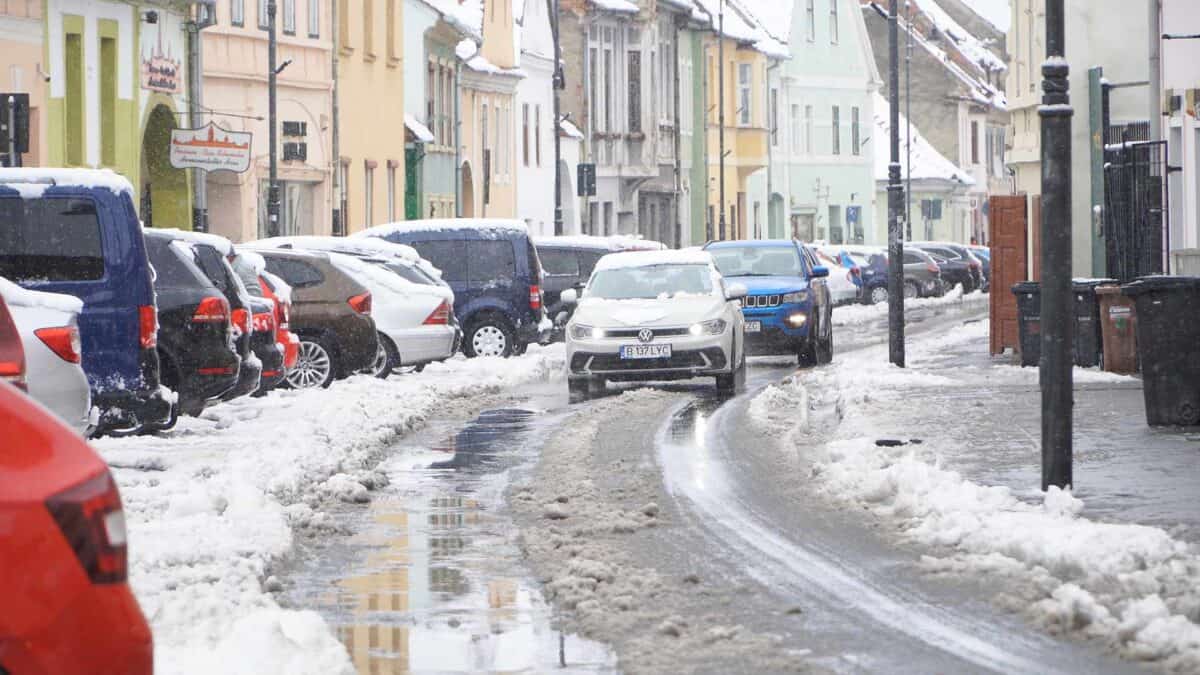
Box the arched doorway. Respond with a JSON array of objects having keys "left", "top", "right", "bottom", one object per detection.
[
  {"left": 140, "top": 103, "right": 189, "bottom": 228},
  {"left": 461, "top": 162, "right": 474, "bottom": 218}
]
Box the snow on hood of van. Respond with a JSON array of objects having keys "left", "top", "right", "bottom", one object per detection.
[
  {"left": 153, "top": 228, "right": 237, "bottom": 257},
  {"left": 0, "top": 276, "right": 84, "bottom": 315},
  {"left": 355, "top": 218, "right": 528, "bottom": 240},
  {"left": 594, "top": 249, "right": 714, "bottom": 271},
  {"left": 0, "top": 168, "right": 135, "bottom": 197}
]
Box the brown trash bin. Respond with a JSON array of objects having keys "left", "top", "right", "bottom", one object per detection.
[{"left": 1096, "top": 285, "right": 1138, "bottom": 374}]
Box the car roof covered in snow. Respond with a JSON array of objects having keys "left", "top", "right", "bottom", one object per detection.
[
  {"left": 149, "top": 228, "right": 237, "bottom": 257},
  {"left": 705, "top": 239, "right": 799, "bottom": 249},
  {"left": 534, "top": 234, "right": 667, "bottom": 251},
  {"left": 252, "top": 235, "right": 421, "bottom": 262},
  {"left": 357, "top": 218, "right": 529, "bottom": 239},
  {"left": 0, "top": 167, "right": 135, "bottom": 198},
  {"left": 594, "top": 249, "right": 715, "bottom": 272}
]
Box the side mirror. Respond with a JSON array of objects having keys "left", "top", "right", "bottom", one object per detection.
[
  {"left": 560, "top": 288, "right": 578, "bottom": 305},
  {"left": 726, "top": 282, "right": 748, "bottom": 300},
  {"left": 811, "top": 265, "right": 829, "bottom": 278}
]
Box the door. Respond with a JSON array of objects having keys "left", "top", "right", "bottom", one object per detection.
[{"left": 989, "top": 195, "right": 1028, "bottom": 355}]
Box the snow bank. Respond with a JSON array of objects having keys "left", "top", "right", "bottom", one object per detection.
[
  {"left": 832, "top": 286, "right": 988, "bottom": 326},
  {"left": 749, "top": 330, "right": 1200, "bottom": 670},
  {"left": 95, "top": 346, "right": 566, "bottom": 675}
]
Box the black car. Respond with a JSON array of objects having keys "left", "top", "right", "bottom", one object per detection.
[
  {"left": 185, "top": 241, "right": 262, "bottom": 401},
  {"left": 143, "top": 230, "right": 240, "bottom": 420},
  {"left": 231, "top": 253, "right": 287, "bottom": 395},
  {"left": 534, "top": 240, "right": 610, "bottom": 341},
  {"left": 910, "top": 242, "right": 982, "bottom": 293}
]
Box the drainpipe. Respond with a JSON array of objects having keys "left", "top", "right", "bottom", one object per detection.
[
  {"left": 549, "top": 0, "right": 564, "bottom": 235},
  {"left": 672, "top": 16, "right": 683, "bottom": 247},
  {"left": 765, "top": 59, "right": 779, "bottom": 239},
  {"left": 331, "top": 0, "right": 342, "bottom": 234},
  {"left": 455, "top": 61, "right": 462, "bottom": 217},
  {"left": 186, "top": 3, "right": 215, "bottom": 232}
]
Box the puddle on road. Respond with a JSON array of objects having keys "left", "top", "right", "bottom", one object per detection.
[{"left": 281, "top": 403, "right": 617, "bottom": 674}]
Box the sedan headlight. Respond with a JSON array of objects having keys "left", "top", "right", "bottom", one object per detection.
[
  {"left": 569, "top": 323, "right": 605, "bottom": 340},
  {"left": 688, "top": 319, "right": 727, "bottom": 336},
  {"left": 781, "top": 290, "right": 810, "bottom": 304}
]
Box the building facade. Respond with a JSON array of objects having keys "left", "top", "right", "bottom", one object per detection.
[
  {"left": 514, "top": 0, "right": 559, "bottom": 235},
  {"left": 0, "top": 1, "right": 47, "bottom": 168},
  {"left": 1159, "top": 0, "right": 1200, "bottom": 272}
]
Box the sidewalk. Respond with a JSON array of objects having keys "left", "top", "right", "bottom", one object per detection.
[{"left": 751, "top": 317, "right": 1200, "bottom": 670}]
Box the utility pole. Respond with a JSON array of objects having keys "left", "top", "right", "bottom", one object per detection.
[
  {"left": 267, "top": 0, "right": 281, "bottom": 238},
  {"left": 905, "top": 0, "right": 913, "bottom": 237},
  {"left": 887, "top": 0, "right": 905, "bottom": 367},
  {"left": 549, "top": 0, "right": 564, "bottom": 235},
  {"left": 1040, "top": 0, "right": 1073, "bottom": 490},
  {"left": 186, "top": 5, "right": 216, "bottom": 232},
  {"left": 717, "top": 0, "right": 726, "bottom": 241}
]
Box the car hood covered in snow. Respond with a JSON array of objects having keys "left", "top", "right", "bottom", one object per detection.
[
  {"left": 572, "top": 295, "right": 726, "bottom": 328},
  {"left": 726, "top": 275, "right": 810, "bottom": 295}
]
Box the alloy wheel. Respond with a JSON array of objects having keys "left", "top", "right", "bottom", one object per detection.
[
  {"left": 288, "top": 340, "right": 332, "bottom": 389},
  {"left": 370, "top": 342, "right": 389, "bottom": 377},
  {"left": 870, "top": 286, "right": 889, "bottom": 304},
  {"left": 472, "top": 325, "right": 508, "bottom": 357}
]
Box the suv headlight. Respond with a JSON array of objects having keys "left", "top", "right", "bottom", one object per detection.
[
  {"left": 569, "top": 324, "right": 604, "bottom": 340},
  {"left": 781, "top": 290, "right": 810, "bottom": 303},
  {"left": 688, "top": 319, "right": 727, "bottom": 336}
]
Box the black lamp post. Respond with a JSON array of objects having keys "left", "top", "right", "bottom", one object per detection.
[
  {"left": 267, "top": 0, "right": 280, "bottom": 237},
  {"left": 887, "top": 0, "right": 905, "bottom": 367}
]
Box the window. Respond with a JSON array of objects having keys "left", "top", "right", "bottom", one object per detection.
[
  {"left": 831, "top": 105, "right": 840, "bottom": 155},
  {"left": 681, "top": 54, "right": 693, "bottom": 135},
  {"left": 282, "top": 0, "right": 295, "bottom": 34},
  {"left": 535, "top": 105, "right": 542, "bottom": 166},
  {"left": 522, "top": 104, "right": 530, "bottom": 166},
  {"left": 539, "top": 248, "right": 580, "bottom": 276},
  {"left": 467, "top": 240, "right": 516, "bottom": 282},
  {"left": 851, "top": 106, "right": 860, "bottom": 156},
  {"left": 427, "top": 62, "right": 436, "bottom": 142},
  {"left": 387, "top": 162, "right": 396, "bottom": 221},
  {"left": 64, "top": 30, "right": 83, "bottom": 165},
  {"left": 790, "top": 104, "right": 800, "bottom": 153},
  {"left": 363, "top": 163, "right": 376, "bottom": 227},
  {"left": 971, "top": 120, "right": 980, "bottom": 164},
  {"left": 830, "top": 0, "right": 839, "bottom": 43},
  {"left": 628, "top": 50, "right": 641, "bottom": 133},
  {"left": 770, "top": 89, "right": 779, "bottom": 146},
  {"left": 496, "top": 105, "right": 504, "bottom": 175},
  {"left": 804, "top": 105, "right": 813, "bottom": 154},
  {"left": 603, "top": 201, "right": 613, "bottom": 236},
  {"left": 232, "top": 0, "right": 245, "bottom": 26},
  {"left": 307, "top": 0, "right": 318, "bottom": 37},
  {"left": 481, "top": 103, "right": 488, "bottom": 157},
  {"left": 0, "top": 198, "right": 104, "bottom": 281},
  {"left": 589, "top": 47, "right": 599, "bottom": 133},
  {"left": 387, "top": 0, "right": 398, "bottom": 61},
  {"left": 737, "top": 63, "right": 751, "bottom": 126},
  {"left": 604, "top": 50, "right": 612, "bottom": 135},
  {"left": 265, "top": 257, "right": 324, "bottom": 288},
  {"left": 806, "top": 0, "right": 815, "bottom": 42},
  {"left": 411, "top": 241, "right": 468, "bottom": 281},
  {"left": 258, "top": 0, "right": 269, "bottom": 29},
  {"left": 100, "top": 32, "right": 116, "bottom": 166},
  {"left": 363, "top": 0, "right": 374, "bottom": 56}
]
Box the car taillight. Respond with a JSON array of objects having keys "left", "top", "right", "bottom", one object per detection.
[
  {"left": 45, "top": 470, "right": 128, "bottom": 584},
  {"left": 192, "top": 296, "right": 230, "bottom": 324},
  {"left": 275, "top": 300, "right": 290, "bottom": 331},
  {"left": 138, "top": 305, "right": 157, "bottom": 349},
  {"left": 529, "top": 285, "right": 542, "bottom": 310},
  {"left": 423, "top": 300, "right": 451, "bottom": 325},
  {"left": 927, "top": 262, "right": 939, "bottom": 274},
  {"left": 231, "top": 308, "right": 250, "bottom": 336},
  {"left": 348, "top": 292, "right": 371, "bottom": 315},
  {"left": 35, "top": 326, "right": 82, "bottom": 364}
]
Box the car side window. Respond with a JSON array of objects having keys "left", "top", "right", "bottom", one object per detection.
[
  {"left": 539, "top": 248, "right": 580, "bottom": 276},
  {"left": 467, "top": 240, "right": 516, "bottom": 283},
  {"left": 928, "top": 247, "right": 958, "bottom": 260},
  {"left": 411, "top": 240, "right": 468, "bottom": 282},
  {"left": 265, "top": 257, "right": 324, "bottom": 288},
  {"left": 903, "top": 252, "right": 922, "bottom": 265},
  {"left": 191, "top": 245, "right": 231, "bottom": 294},
  {"left": 579, "top": 251, "right": 605, "bottom": 279}
]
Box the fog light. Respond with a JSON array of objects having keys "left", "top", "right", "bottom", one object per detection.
[{"left": 785, "top": 313, "right": 807, "bottom": 327}]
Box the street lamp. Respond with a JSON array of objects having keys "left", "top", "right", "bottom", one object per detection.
[
  {"left": 1039, "top": 0, "right": 1073, "bottom": 490},
  {"left": 548, "top": 0, "right": 564, "bottom": 235},
  {"left": 267, "top": 0, "right": 280, "bottom": 238},
  {"left": 887, "top": 0, "right": 906, "bottom": 368}
]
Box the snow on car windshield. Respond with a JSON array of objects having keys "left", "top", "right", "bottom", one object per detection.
[
  {"left": 588, "top": 263, "right": 714, "bottom": 300},
  {"left": 708, "top": 246, "right": 803, "bottom": 277}
]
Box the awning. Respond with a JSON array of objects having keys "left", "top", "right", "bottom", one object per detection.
[{"left": 404, "top": 114, "right": 436, "bottom": 144}]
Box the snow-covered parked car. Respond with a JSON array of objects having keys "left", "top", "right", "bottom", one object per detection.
[
  {"left": 0, "top": 277, "right": 94, "bottom": 435},
  {"left": 811, "top": 246, "right": 862, "bottom": 306},
  {"left": 561, "top": 250, "right": 747, "bottom": 400},
  {"left": 325, "top": 252, "right": 457, "bottom": 378}
]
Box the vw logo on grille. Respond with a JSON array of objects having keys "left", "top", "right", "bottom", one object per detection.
[{"left": 637, "top": 328, "right": 655, "bottom": 343}]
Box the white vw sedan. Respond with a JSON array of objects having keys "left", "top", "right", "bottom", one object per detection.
[{"left": 561, "top": 250, "right": 747, "bottom": 401}]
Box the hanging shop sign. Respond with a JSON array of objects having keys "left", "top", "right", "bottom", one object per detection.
[
  {"left": 169, "top": 123, "right": 252, "bottom": 173},
  {"left": 141, "top": 14, "right": 183, "bottom": 94}
]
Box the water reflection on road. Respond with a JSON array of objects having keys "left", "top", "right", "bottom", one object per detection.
[{"left": 282, "top": 403, "right": 617, "bottom": 674}]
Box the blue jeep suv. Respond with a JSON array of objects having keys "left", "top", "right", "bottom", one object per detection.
[{"left": 704, "top": 240, "right": 834, "bottom": 366}]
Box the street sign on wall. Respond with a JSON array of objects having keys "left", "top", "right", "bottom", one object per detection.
[{"left": 169, "top": 123, "right": 252, "bottom": 173}]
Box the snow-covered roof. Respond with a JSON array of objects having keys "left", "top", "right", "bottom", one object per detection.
[
  {"left": 917, "top": 0, "right": 1006, "bottom": 74},
  {"left": 0, "top": 168, "right": 134, "bottom": 197},
  {"left": 872, "top": 93, "right": 975, "bottom": 185},
  {"left": 0, "top": 276, "right": 84, "bottom": 315},
  {"left": 456, "top": 38, "right": 525, "bottom": 76},
  {"left": 151, "top": 228, "right": 237, "bottom": 257},
  {"left": 738, "top": 0, "right": 791, "bottom": 45},
  {"left": 590, "top": 0, "right": 638, "bottom": 14},
  {"left": 535, "top": 234, "right": 667, "bottom": 251},
  {"left": 404, "top": 114, "right": 436, "bottom": 144},
  {"left": 595, "top": 249, "right": 716, "bottom": 272},
  {"left": 885, "top": 3, "right": 1007, "bottom": 110},
  {"left": 417, "top": 0, "right": 483, "bottom": 40}
]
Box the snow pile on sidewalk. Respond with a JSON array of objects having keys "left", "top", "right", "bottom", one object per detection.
[
  {"left": 750, "top": 340, "right": 1200, "bottom": 670},
  {"left": 832, "top": 286, "right": 988, "bottom": 327},
  {"left": 94, "top": 346, "right": 565, "bottom": 675}
]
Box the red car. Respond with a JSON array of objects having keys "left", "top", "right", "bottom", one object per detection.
[
  {"left": 259, "top": 273, "right": 300, "bottom": 373},
  {"left": 0, "top": 375, "right": 153, "bottom": 673}
]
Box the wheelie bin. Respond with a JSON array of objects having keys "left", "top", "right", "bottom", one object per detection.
[
  {"left": 1072, "top": 278, "right": 1115, "bottom": 368},
  {"left": 1096, "top": 284, "right": 1138, "bottom": 374},
  {"left": 1121, "top": 276, "right": 1200, "bottom": 426},
  {"left": 1012, "top": 281, "right": 1041, "bottom": 367}
]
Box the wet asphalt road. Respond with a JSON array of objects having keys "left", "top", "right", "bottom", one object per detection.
[{"left": 280, "top": 300, "right": 1147, "bottom": 674}]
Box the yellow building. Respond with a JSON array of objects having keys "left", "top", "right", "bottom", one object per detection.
[
  {"left": 703, "top": 31, "right": 769, "bottom": 241},
  {"left": 457, "top": 0, "right": 520, "bottom": 218},
  {"left": 337, "top": 0, "right": 405, "bottom": 231}
]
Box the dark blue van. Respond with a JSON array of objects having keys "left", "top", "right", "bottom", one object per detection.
[
  {"left": 354, "top": 219, "right": 550, "bottom": 357},
  {"left": 0, "top": 169, "right": 173, "bottom": 433}
]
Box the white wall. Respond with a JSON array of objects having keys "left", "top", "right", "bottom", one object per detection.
[{"left": 404, "top": 0, "right": 439, "bottom": 118}]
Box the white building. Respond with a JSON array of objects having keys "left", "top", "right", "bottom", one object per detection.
[{"left": 1161, "top": 0, "right": 1200, "bottom": 272}]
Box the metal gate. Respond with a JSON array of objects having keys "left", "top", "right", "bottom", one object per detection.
[{"left": 1103, "top": 133, "right": 1169, "bottom": 281}]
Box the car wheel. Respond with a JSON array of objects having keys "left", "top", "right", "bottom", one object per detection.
[
  {"left": 904, "top": 281, "right": 920, "bottom": 300},
  {"left": 870, "top": 286, "right": 889, "bottom": 304},
  {"left": 817, "top": 323, "right": 834, "bottom": 365},
  {"left": 464, "top": 315, "right": 516, "bottom": 358},
  {"left": 716, "top": 355, "right": 746, "bottom": 395},
  {"left": 371, "top": 333, "right": 398, "bottom": 379},
  {"left": 288, "top": 337, "right": 337, "bottom": 389}
]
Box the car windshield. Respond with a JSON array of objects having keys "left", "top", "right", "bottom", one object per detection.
[
  {"left": 588, "top": 263, "right": 714, "bottom": 300},
  {"left": 708, "top": 246, "right": 803, "bottom": 277}
]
